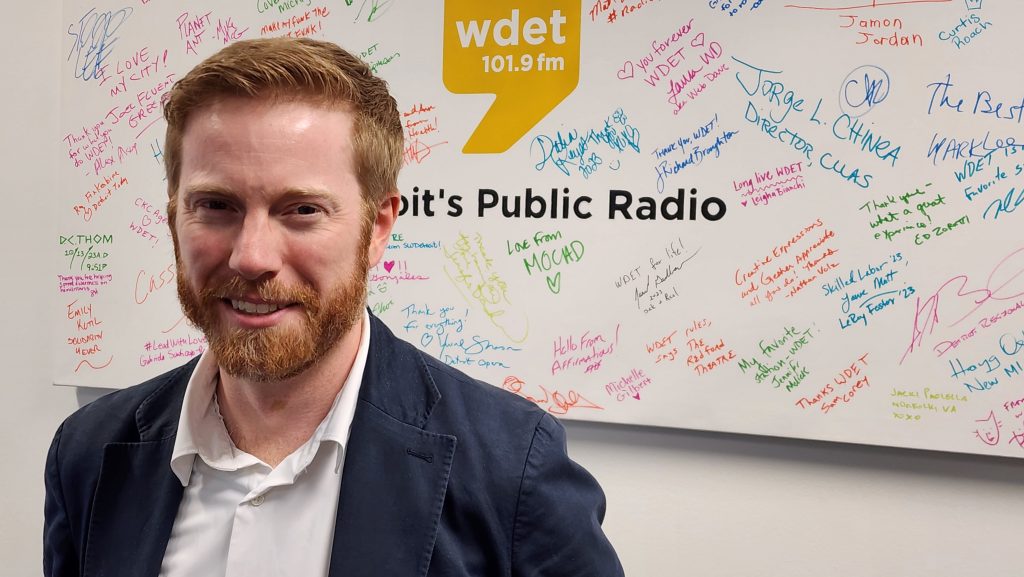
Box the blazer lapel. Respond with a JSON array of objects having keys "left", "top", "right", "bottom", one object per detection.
[
  {"left": 83, "top": 361, "right": 193, "bottom": 577},
  {"left": 83, "top": 438, "right": 184, "bottom": 577},
  {"left": 328, "top": 314, "right": 457, "bottom": 577},
  {"left": 329, "top": 406, "right": 456, "bottom": 577}
]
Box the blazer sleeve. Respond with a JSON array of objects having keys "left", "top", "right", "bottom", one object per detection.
[
  {"left": 511, "top": 413, "right": 625, "bottom": 577},
  {"left": 44, "top": 422, "right": 79, "bottom": 577}
]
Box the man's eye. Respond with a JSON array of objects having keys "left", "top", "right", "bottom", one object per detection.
[
  {"left": 294, "top": 205, "right": 322, "bottom": 215},
  {"left": 199, "top": 199, "right": 230, "bottom": 210}
]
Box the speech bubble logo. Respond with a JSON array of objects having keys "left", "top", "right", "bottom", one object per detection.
[{"left": 443, "top": 0, "right": 580, "bottom": 154}]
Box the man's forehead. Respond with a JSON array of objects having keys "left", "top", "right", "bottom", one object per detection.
[
  {"left": 185, "top": 93, "right": 355, "bottom": 123},
  {"left": 178, "top": 96, "right": 357, "bottom": 154}
]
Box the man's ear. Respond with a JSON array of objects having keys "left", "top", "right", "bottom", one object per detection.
[{"left": 367, "top": 192, "right": 400, "bottom": 268}]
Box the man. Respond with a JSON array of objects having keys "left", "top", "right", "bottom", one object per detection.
[{"left": 44, "top": 38, "right": 624, "bottom": 577}]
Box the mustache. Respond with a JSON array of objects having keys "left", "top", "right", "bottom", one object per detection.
[{"left": 203, "top": 277, "right": 319, "bottom": 307}]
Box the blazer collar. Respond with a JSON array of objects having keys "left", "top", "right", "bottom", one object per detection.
[
  {"left": 136, "top": 356, "right": 197, "bottom": 441},
  {"left": 357, "top": 312, "right": 442, "bottom": 428}
]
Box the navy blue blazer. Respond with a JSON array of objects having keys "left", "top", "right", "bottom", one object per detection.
[{"left": 44, "top": 313, "right": 624, "bottom": 577}]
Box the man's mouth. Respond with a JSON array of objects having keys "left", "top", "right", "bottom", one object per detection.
[{"left": 228, "top": 299, "right": 289, "bottom": 315}]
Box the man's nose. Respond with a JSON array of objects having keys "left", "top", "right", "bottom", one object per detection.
[{"left": 228, "top": 214, "right": 283, "bottom": 281}]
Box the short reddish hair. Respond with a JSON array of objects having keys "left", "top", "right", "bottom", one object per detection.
[{"left": 162, "top": 37, "right": 403, "bottom": 223}]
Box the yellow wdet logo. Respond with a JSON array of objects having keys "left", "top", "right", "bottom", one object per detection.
[{"left": 443, "top": 1, "right": 580, "bottom": 154}]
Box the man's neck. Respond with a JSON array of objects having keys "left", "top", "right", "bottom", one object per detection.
[{"left": 215, "top": 321, "right": 363, "bottom": 468}]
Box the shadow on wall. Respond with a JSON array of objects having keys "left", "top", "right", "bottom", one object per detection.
[{"left": 562, "top": 418, "right": 1024, "bottom": 486}]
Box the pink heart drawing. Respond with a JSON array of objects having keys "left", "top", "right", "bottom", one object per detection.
[
  {"left": 383, "top": 260, "right": 395, "bottom": 273},
  {"left": 690, "top": 32, "right": 706, "bottom": 48},
  {"left": 616, "top": 61, "right": 635, "bottom": 80},
  {"left": 741, "top": 201, "right": 748, "bottom": 207}
]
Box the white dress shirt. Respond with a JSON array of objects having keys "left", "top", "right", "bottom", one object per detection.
[{"left": 159, "top": 310, "right": 370, "bottom": 577}]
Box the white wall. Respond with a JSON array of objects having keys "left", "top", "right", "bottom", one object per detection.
[
  {"left": 565, "top": 420, "right": 1022, "bottom": 576},
  {"left": 1, "top": 4, "right": 81, "bottom": 577},
  {"left": 4, "top": 5, "right": 1022, "bottom": 576}
]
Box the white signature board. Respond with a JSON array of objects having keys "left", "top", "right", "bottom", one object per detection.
[{"left": 57, "top": 0, "right": 1024, "bottom": 457}]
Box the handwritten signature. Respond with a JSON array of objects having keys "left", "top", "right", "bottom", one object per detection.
[
  {"left": 531, "top": 108, "right": 639, "bottom": 178},
  {"left": 438, "top": 333, "right": 522, "bottom": 358},
  {"left": 404, "top": 138, "right": 448, "bottom": 165},
  {"left": 67, "top": 7, "right": 133, "bottom": 82},
  {"left": 983, "top": 187, "right": 1024, "bottom": 220},
  {"left": 502, "top": 376, "right": 603, "bottom": 416},
  {"left": 902, "top": 247, "right": 1024, "bottom": 363}
]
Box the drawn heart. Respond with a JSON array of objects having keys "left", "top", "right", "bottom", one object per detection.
[
  {"left": 383, "top": 260, "right": 395, "bottom": 273},
  {"left": 616, "top": 61, "right": 635, "bottom": 80},
  {"left": 741, "top": 200, "right": 748, "bottom": 207},
  {"left": 546, "top": 272, "right": 562, "bottom": 294},
  {"left": 632, "top": 393, "right": 641, "bottom": 400},
  {"left": 690, "top": 32, "right": 705, "bottom": 48}
]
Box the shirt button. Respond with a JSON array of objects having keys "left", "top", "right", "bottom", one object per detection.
[{"left": 251, "top": 494, "right": 265, "bottom": 507}]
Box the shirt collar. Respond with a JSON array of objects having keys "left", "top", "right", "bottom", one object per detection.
[{"left": 170, "top": 308, "right": 371, "bottom": 486}]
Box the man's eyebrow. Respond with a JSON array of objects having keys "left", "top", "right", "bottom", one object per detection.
[
  {"left": 181, "top": 185, "right": 340, "bottom": 206},
  {"left": 278, "top": 187, "right": 335, "bottom": 200},
  {"left": 180, "top": 184, "right": 235, "bottom": 199}
]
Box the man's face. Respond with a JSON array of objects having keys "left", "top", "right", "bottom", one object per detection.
[{"left": 173, "top": 97, "right": 393, "bottom": 381}]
